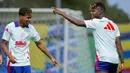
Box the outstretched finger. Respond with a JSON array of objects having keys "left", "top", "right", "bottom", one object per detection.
[
  {"left": 57, "top": 62, "right": 61, "bottom": 67},
  {"left": 51, "top": 7, "right": 55, "bottom": 9},
  {"left": 0, "top": 60, "right": 2, "bottom": 65},
  {"left": 10, "top": 60, "right": 16, "bottom": 64},
  {"left": 51, "top": 7, "right": 58, "bottom": 14},
  {"left": 53, "top": 10, "right": 56, "bottom": 14},
  {"left": 55, "top": 61, "right": 61, "bottom": 67}
]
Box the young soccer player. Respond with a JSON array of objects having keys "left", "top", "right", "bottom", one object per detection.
[
  {"left": 53, "top": 2, "right": 124, "bottom": 73},
  {"left": 1, "top": 7, "right": 60, "bottom": 73}
]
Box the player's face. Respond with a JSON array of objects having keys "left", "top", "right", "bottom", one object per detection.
[
  {"left": 90, "top": 7, "right": 102, "bottom": 18},
  {"left": 21, "top": 13, "right": 32, "bottom": 26}
]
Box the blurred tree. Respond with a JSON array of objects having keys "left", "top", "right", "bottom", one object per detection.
[
  {"left": 62, "top": 0, "right": 130, "bottom": 23},
  {"left": 0, "top": 0, "right": 129, "bottom": 23},
  {"left": 105, "top": 4, "right": 130, "bottom": 23}
]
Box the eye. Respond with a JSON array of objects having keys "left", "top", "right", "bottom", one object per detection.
[
  {"left": 90, "top": 10, "right": 94, "bottom": 13},
  {"left": 27, "top": 17, "right": 31, "bottom": 19}
]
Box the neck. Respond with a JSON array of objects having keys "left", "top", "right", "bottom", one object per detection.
[
  {"left": 98, "top": 16, "right": 103, "bottom": 19},
  {"left": 94, "top": 13, "right": 104, "bottom": 19},
  {"left": 18, "top": 20, "right": 25, "bottom": 28},
  {"left": 99, "top": 13, "right": 104, "bottom": 19}
]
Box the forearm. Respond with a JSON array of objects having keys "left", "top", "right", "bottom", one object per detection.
[
  {"left": 1, "top": 44, "right": 11, "bottom": 58},
  {"left": 0, "top": 53, "right": 2, "bottom": 56},
  {"left": 0, "top": 48, "right": 2, "bottom": 54},
  {"left": 36, "top": 43, "right": 53, "bottom": 59},
  {"left": 0, "top": 53, "right": 2, "bottom": 59},
  {"left": 116, "top": 36, "right": 124, "bottom": 63},
  {"left": 117, "top": 47, "right": 124, "bottom": 63},
  {"left": 0, "top": 50, "right": 2, "bottom": 57},
  {"left": 61, "top": 12, "right": 85, "bottom": 26},
  {"left": 116, "top": 43, "right": 124, "bottom": 63}
]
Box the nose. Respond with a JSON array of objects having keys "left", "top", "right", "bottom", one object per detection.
[
  {"left": 28, "top": 18, "right": 31, "bottom": 21},
  {"left": 27, "top": 19, "right": 31, "bottom": 23},
  {"left": 90, "top": 11, "right": 93, "bottom": 14}
]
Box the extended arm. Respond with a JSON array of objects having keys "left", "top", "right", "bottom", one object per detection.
[
  {"left": 35, "top": 40, "right": 60, "bottom": 66},
  {"left": 53, "top": 7, "right": 86, "bottom": 27}
]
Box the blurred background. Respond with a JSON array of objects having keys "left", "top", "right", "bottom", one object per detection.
[{"left": 0, "top": 0, "right": 130, "bottom": 73}]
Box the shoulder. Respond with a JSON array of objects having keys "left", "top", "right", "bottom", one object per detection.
[
  {"left": 28, "top": 24, "right": 35, "bottom": 29},
  {"left": 28, "top": 24, "right": 37, "bottom": 32},
  {"left": 85, "top": 18, "right": 99, "bottom": 22},
  {"left": 84, "top": 18, "right": 98, "bottom": 25},
  {"left": 106, "top": 18, "right": 118, "bottom": 26},
  {"left": 104, "top": 17, "right": 119, "bottom": 30},
  {"left": 5, "top": 22, "right": 16, "bottom": 31},
  {"left": 102, "top": 17, "right": 115, "bottom": 24},
  {"left": 6, "top": 22, "right": 15, "bottom": 28}
]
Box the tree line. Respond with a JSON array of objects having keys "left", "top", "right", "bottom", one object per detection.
[{"left": 0, "top": 0, "right": 129, "bottom": 23}]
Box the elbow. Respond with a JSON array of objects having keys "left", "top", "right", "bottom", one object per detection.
[
  {"left": 1, "top": 43, "right": 4, "bottom": 50},
  {"left": 1, "top": 43, "right": 3, "bottom": 48},
  {"left": 35, "top": 41, "right": 42, "bottom": 48},
  {"left": 1, "top": 40, "right": 7, "bottom": 50},
  {"left": 74, "top": 23, "right": 80, "bottom": 26},
  {"left": 71, "top": 20, "right": 79, "bottom": 26},
  {"left": 74, "top": 20, "right": 86, "bottom": 27}
]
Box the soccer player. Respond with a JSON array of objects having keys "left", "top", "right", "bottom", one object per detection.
[
  {"left": 1, "top": 7, "right": 60, "bottom": 73},
  {"left": 53, "top": 2, "right": 124, "bottom": 73}
]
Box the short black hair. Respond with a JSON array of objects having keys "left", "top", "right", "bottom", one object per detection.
[
  {"left": 19, "top": 7, "right": 32, "bottom": 16},
  {"left": 89, "top": 2, "right": 105, "bottom": 12}
]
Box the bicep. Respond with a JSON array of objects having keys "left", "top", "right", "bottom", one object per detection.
[
  {"left": 76, "top": 20, "right": 86, "bottom": 27},
  {"left": 116, "top": 36, "right": 120, "bottom": 43},
  {"left": 35, "top": 40, "right": 42, "bottom": 46},
  {"left": 115, "top": 36, "right": 121, "bottom": 47}
]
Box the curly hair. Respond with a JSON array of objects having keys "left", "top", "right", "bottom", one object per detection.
[
  {"left": 89, "top": 2, "right": 105, "bottom": 12},
  {"left": 19, "top": 7, "right": 32, "bottom": 16}
]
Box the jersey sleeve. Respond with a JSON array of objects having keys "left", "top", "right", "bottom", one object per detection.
[
  {"left": 2, "top": 24, "right": 11, "bottom": 41},
  {"left": 116, "top": 28, "right": 120, "bottom": 37},
  {"left": 84, "top": 19, "right": 96, "bottom": 29},
  {"left": 31, "top": 26, "right": 41, "bottom": 42}
]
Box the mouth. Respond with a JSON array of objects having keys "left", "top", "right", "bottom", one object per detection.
[{"left": 26, "top": 21, "right": 31, "bottom": 24}]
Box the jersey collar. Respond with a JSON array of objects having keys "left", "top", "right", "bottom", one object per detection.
[{"left": 14, "top": 21, "right": 29, "bottom": 28}]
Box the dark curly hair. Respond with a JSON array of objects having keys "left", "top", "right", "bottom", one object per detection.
[
  {"left": 19, "top": 7, "right": 32, "bottom": 16},
  {"left": 89, "top": 2, "right": 105, "bottom": 12}
]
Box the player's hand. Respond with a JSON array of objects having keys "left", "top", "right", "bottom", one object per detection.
[
  {"left": 52, "top": 7, "right": 63, "bottom": 15},
  {"left": 117, "top": 62, "right": 124, "bottom": 73},
  {"left": 9, "top": 55, "right": 17, "bottom": 64},
  {"left": 51, "top": 58, "right": 61, "bottom": 67},
  {"left": 0, "top": 54, "right": 2, "bottom": 65}
]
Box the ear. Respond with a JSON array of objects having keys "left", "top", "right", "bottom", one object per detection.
[
  {"left": 99, "top": 9, "right": 103, "bottom": 15},
  {"left": 97, "top": 7, "right": 103, "bottom": 15},
  {"left": 19, "top": 16, "right": 23, "bottom": 20},
  {"left": 100, "top": 11, "right": 103, "bottom": 15}
]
